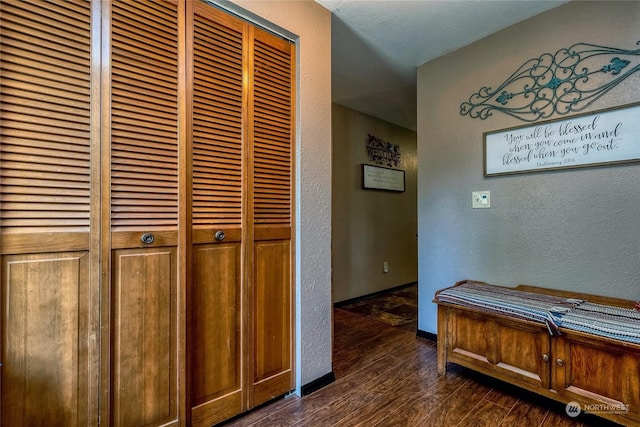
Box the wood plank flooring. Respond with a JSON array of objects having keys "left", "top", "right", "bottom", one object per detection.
[{"left": 223, "top": 308, "right": 621, "bottom": 427}]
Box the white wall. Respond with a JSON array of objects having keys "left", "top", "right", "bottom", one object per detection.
[
  {"left": 230, "top": 0, "right": 333, "bottom": 390},
  {"left": 417, "top": 1, "right": 640, "bottom": 334}
]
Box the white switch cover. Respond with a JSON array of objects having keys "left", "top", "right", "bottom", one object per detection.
[{"left": 472, "top": 191, "right": 491, "bottom": 208}]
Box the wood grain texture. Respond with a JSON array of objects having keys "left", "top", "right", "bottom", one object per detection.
[
  {"left": 224, "top": 308, "right": 616, "bottom": 427},
  {"left": 437, "top": 283, "right": 640, "bottom": 426},
  {"left": 110, "top": 0, "right": 179, "bottom": 231},
  {"left": 252, "top": 240, "right": 292, "bottom": 406},
  {"left": 187, "top": 4, "right": 249, "bottom": 426},
  {"left": 0, "top": 0, "right": 91, "bottom": 234},
  {"left": 190, "top": 243, "right": 243, "bottom": 427},
  {"left": 1, "top": 251, "right": 90, "bottom": 426},
  {"left": 2, "top": 2, "right": 295, "bottom": 425},
  {"left": 111, "top": 247, "right": 178, "bottom": 427},
  {"left": 191, "top": 1, "right": 244, "bottom": 227},
  {"left": 251, "top": 28, "right": 293, "bottom": 227},
  {"left": 554, "top": 334, "right": 640, "bottom": 421}
]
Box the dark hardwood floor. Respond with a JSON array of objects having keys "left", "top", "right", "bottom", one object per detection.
[{"left": 223, "top": 308, "right": 621, "bottom": 427}]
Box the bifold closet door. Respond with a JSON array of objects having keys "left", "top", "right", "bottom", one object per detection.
[
  {"left": 188, "top": 4, "right": 247, "bottom": 426},
  {"left": 0, "top": 0, "right": 99, "bottom": 425},
  {"left": 188, "top": 4, "right": 295, "bottom": 424},
  {"left": 107, "top": 1, "right": 181, "bottom": 426},
  {"left": 249, "top": 27, "right": 294, "bottom": 408},
  {"left": 1, "top": 1, "right": 293, "bottom": 425}
]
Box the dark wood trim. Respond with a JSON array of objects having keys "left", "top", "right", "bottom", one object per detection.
[
  {"left": 334, "top": 282, "right": 417, "bottom": 307},
  {"left": 301, "top": 371, "right": 335, "bottom": 396}
]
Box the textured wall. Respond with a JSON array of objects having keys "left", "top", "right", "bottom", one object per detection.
[
  {"left": 417, "top": 1, "right": 640, "bottom": 334},
  {"left": 230, "top": 0, "right": 332, "bottom": 390},
  {"left": 332, "top": 103, "right": 418, "bottom": 302}
]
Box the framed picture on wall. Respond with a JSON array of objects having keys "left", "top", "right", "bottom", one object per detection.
[
  {"left": 362, "top": 164, "right": 405, "bottom": 192},
  {"left": 483, "top": 102, "right": 640, "bottom": 176}
]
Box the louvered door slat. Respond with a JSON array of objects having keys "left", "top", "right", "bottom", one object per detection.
[
  {"left": 117, "top": 0, "right": 176, "bottom": 29},
  {"left": 1, "top": 19, "right": 88, "bottom": 55},
  {"left": 252, "top": 34, "right": 293, "bottom": 227},
  {"left": 250, "top": 28, "right": 294, "bottom": 410},
  {"left": 109, "top": 2, "right": 180, "bottom": 425},
  {"left": 4, "top": 55, "right": 89, "bottom": 83},
  {"left": 191, "top": 11, "right": 243, "bottom": 227},
  {"left": 112, "top": 64, "right": 177, "bottom": 88},
  {"left": 1, "top": 0, "right": 95, "bottom": 425},
  {"left": 110, "top": 0, "right": 178, "bottom": 230},
  {"left": 12, "top": 0, "right": 88, "bottom": 22},
  {"left": 111, "top": 170, "right": 176, "bottom": 181},
  {"left": 193, "top": 64, "right": 242, "bottom": 87},
  {"left": 1, "top": 2, "right": 89, "bottom": 40},
  {"left": 2, "top": 103, "right": 89, "bottom": 126},
  {"left": 0, "top": 0, "right": 91, "bottom": 234},
  {"left": 189, "top": 5, "right": 247, "bottom": 426},
  {"left": 2, "top": 178, "right": 88, "bottom": 193}
]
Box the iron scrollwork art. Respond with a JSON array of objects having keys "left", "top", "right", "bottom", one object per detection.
[
  {"left": 365, "top": 133, "right": 401, "bottom": 167},
  {"left": 460, "top": 41, "right": 640, "bottom": 122}
]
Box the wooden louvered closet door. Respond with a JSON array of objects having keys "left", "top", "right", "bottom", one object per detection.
[
  {"left": 188, "top": 4, "right": 246, "bottom": 426},
  {"left": 187, "top": 4, "right": 294, "bottom": 426},
  {"left": 0, "top": 0, "right": 99, "bottom": 425},
  {"left": 107, "top": 1, "right": 181, "bottom": 426},
  {"left": 1, "top": 0, "right": 293, "bottom": 425},
  {"left": 250, "top": 26, "right": 294, "bottom": 409}
]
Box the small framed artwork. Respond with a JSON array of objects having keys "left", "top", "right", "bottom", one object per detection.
[{"left": 362, "top": 164, "right": 405, "bottom": 192}]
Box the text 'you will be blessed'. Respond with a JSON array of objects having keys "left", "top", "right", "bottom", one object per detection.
[{"left": 503, "top": 115, "right": 622, "bottom": 168}]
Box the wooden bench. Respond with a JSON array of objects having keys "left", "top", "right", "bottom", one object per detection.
[{"left": 434, "top": 280, "right": 640, "bottom": 426}]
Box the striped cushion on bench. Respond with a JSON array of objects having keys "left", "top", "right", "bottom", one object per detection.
[{"left": 435, "top": 281, "right": 640, "bottom": 344}]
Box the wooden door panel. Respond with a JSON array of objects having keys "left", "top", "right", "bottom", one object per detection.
[
  {"left": 111, "top": 247, "right": 178, "bottom": 427},
  {"left": 494, "top": 322, "right": 550, "bottom": 389},
  {"left": 110, "top": 0, "right": 179, "bottom": 233},
  {"left": 1, "top": 251, "right": 90, "bottom": 426},
  {"left": 449, "top": 309, "right": 550, "bottom": 389},
  {"left": 450, "top": 309, "right": 490, "bottom": 362},
  {"left": 251, "top": 29, "right": 293, "bottom": 230},
  {"left": 191, "top": 1, "right": 244, "bottom": 230},
  {"left": 0, "top": 0, "right": 98, "bottom": 424},
  {"left": 191, "top": 243, "right": 243, "bottom": 427},
  {"left": 187, "top": 3, "right": 295, "bottom": 421},
  {"left": 188, "top": 3, "right": 247, "bottom": 424},
  {"left": 249, "top": 25, "right": 294, "bottom": 409},
  {"left": 108, "top": 1, "right": 181, "bottom": 425},
  {"left": 554, "top": 334, "right": 640, "bottom": 417},
  {"left": 252, "top": 240, "right": 292, "bottom": 406},
  {"left": 0, "top": 0, "right": 92, "bottom": 237}
]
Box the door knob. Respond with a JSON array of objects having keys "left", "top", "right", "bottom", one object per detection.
[
  {"left": 556, "top": 358, "right": 565, "bottom": 367},
  {"left": 214, "top": 230, "right": 226, "bottom": 241},
  {"left": 542, "top": 354, "right": 549, "bottom": 362},
  {"left": 141, "top": 233, "right": 155, "bottom": 244}
]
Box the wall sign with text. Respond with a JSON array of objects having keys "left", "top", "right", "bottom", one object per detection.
[
  {"left": 362, "top": 164, "right": 405, "bottom": 192},
  {"left": 483, "top": 103, "right": 640, "bottom": 176}
]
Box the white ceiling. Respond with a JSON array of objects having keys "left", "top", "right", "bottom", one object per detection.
[{"left": 315, "top": 0, "right": 568, "bottom": 130}]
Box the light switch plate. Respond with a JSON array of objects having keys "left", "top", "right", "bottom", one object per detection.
[{"left": 472, "top": 191, "right": 490, "bottom": 208}]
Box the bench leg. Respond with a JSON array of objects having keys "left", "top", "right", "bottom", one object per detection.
[{"left": 437, "top": 306, "right": 447, "bottom": 375}]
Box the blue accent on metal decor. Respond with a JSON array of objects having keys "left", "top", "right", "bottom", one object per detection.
[
  {"left": 460, "top": 41, "right": 640, "bottom": 122},
  {"left": 496, "top": 91, "right": 513, "bottom": 105},
  {"left": 602, "top": 57, "right": 631, "bottom": 75}
]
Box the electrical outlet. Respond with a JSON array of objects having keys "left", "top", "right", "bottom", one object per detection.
[{"left": 383, "top": 261, "right": 389, "bottom": 273}]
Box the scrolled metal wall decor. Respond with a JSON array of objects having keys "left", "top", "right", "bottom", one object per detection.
[{"left": 460, "top": 41, "right": 640, "bottom": 122}]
